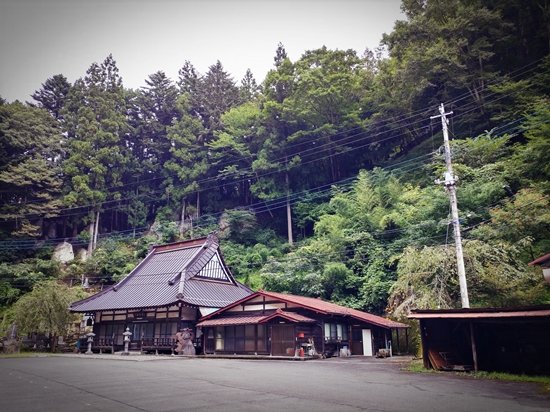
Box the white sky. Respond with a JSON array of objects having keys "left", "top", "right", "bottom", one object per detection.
[{"left": 0, "top": 0, "right": 405, "bottom": 103}]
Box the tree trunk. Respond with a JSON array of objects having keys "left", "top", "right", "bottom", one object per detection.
[
  {"left": 51, "top": 332, "right": 57, "bottom": 353},
  {"left": 87, "top": 222, "right": 94, "bottom": 258},
  {"left": 286, "top": 172, "right": 293, "bottom": 246},
  {"left": 196, "top": 192, "right": 200, "bottom": 219},
  {"left": 93, "top": 211, "right": 100, "bottom": 250},
  {"left": 179, "top": 199, "right": 186, "bottom": 238}
]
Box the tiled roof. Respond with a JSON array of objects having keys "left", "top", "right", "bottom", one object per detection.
[
  {"left": 70, "top": 233, "right": 252, "bottom": 312},
  {"left": 196, "top": 309, "right": 316, "bottom": 327},
  {"left": 182, "top": 278, "right": 252, "bottom": 307},
  {"left": 529, "top": 252, "right": 550, "bottom": 266},
  {"left": 257, "top": 291, "right": 408, "bottom": 329},
  {"left": 197, "top": 315, "right": 268, "bottom": 327},
  {"left": 260, "top": 308, "right": 316, "bottom": 323},
  {"left": 199, "top": 290, "right": 408, "bottom": 329}
]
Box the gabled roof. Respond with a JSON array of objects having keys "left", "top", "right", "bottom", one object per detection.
[
  {"left": 196, "top": 309, "right": 316, "bottom": 327},
  {"left": 70, "top": 233, "right": 252, "bottom": 312},
  {"left": 198, "top": 290, "right": 408, "bottom": 329},
  {"left": 529, "top": 252, "right": 550, "bottom": 267},
  {"left": 260, "top": 308, "right": 317, "bottom": 323},
  {"left": 408, "top": 305, "right": 550, "bottom": 320}
]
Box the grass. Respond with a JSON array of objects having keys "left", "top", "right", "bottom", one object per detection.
[{"left": 403, "top": 359, "right": 550, "bottom": 393}]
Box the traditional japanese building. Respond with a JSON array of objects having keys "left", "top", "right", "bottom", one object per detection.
[
  {"left": 196, "top": 290, "right": 409, "bottom": 357},
  {"left": 70, "top": 232, "right": 253, "bottom": 353}
]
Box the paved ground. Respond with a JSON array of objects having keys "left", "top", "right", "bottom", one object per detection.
[{"left": 0, "top": 354, "right": 549, "bottom": 412}]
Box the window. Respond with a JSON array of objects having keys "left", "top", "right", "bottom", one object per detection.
[
  {"left": 159, "top": 322, "right": 177, "bottom": 338},
  {"left": 132, "top": 323, "right": 153, "bottom": 339},
  {"left": 216, "top": 329, "right": 224, "bottom": 350},
  {"left": 324, "top": 323, "right": 337, "bottom": 340},
  {"left": 101, "top": 324, "right": 124, "bottom": 342},
  {"left": 330, "top": 323, "right": 337, "bottom": 340},
  {"left": 224, "top": 326, "right": 235, "bottom": 351},
  {"left": 325, "top": 323, "right": 348, "bottom": 341},
  {"left": 342, "top": 325, "right": 349, "bottom": 341},
  {"left": 217, "top": 325, "right": 267, "bottom": 352}
]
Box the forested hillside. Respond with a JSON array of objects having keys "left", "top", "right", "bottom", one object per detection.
[{"left": 1, "top": 0, "right": 550, "bottom": 329}]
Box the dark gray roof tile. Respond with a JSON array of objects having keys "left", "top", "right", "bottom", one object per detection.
[{"left": 70, "top": 233, "right": 252, "bottom": 312}]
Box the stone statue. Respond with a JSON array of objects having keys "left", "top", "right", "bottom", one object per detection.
[{"left": 175, "top": 328, "right": 195, "bottom": 355}]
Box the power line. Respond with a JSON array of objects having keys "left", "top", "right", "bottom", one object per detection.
[
  {"left": 1, "top": 108, "right": 547, "bottom": 251},
  {"left": 7, "top": 57, "right": 549, "bottom": 217}
]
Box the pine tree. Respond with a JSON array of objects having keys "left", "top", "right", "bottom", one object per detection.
[
  {"left": 274, "top": 42, "right": 288, "bottom": 68},
  {"left": 162, "top": 95, "right": 208, "bottom": 237},
  {"left": 31, "top": 74, "right": 71, "bottom": 121},
  {"left": 239, "top": 69, "right": 260, "bottom": 102},
  {"left": 0, "top": 102, "right": 63, "bottom": 237},
  {"left": 197, "top": 60, "right": 241, "bottom": 138},
  {"left": 62, "top": 55, "right": 128, "bottom": 255}
]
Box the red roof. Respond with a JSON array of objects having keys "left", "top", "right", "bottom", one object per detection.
[
  {"left": 196, "top": 309, "right": 316, "bottom": 327},
  {"left": 260, "top": 308, "right": 316, "bottom": 323},
  {"left": 197, "top": 315, "right": 267, "bottom": 327},
  {"left": 199, "top": 290, "right": 408, "bottom": 329},
  {"left": 529, "top": 252, "right": 550, "bottom": 267},
  {"left": 409, "top": 305, "right": 550, "bottom": 320}
]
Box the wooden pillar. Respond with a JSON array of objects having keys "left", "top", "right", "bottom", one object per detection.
[
  {"left": 396, "top": 328, "right": 401, "bottom": 354},
  {"left": 405, "top": 328, "right": 409, "bottom": 353},
  {"left": 470, "top": 322, "right": 478, "bottom": 373},
  {"left": 321, "top": 323, "right": 326, "bottom": 356},
  {"left": 420, "top": 321, "right": 430, "bottom": 369}
]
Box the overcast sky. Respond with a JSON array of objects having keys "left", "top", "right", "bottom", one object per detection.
[{"left": 0, "top": 0, "right": 405, "bottom": 103}]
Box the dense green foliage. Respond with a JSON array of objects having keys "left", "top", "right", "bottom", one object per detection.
[{"left": 1, "top": 0, "right": 550, "bottom": 323}]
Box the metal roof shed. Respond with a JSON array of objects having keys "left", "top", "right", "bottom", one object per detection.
[{"left": 408, "top": 305, "right": 550, "bottom": 375}]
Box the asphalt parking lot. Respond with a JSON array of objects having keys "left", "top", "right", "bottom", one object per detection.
[{"left": 0, "top": 355, "right": 548, "bottom": 412}]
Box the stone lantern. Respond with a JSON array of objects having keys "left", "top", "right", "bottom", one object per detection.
[
  {"left": 121, "top": 327, "right": 132, "bottom": 356},
  {"left": 85, "top": 332, "right": 95, "bottom": 355}
]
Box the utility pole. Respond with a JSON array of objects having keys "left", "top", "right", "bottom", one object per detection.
[{"left": 432, "top": 103, "right": 470, "bottom": 308}]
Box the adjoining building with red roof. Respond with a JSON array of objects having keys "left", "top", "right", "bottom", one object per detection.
[{"left": 196, "top": 289, "right": 409, "bottom": 357}]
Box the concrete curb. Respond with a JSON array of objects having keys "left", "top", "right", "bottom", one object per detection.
[{"left": 24, "top": 353, "right": 415, "bottom": 363}]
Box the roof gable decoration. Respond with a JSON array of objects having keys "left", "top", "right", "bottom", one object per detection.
[
  {"left": 260, "top": 308, "right": 317, "bottom": 323},
  {"left": 194, "top": 251, "right": 232, "bottom": 283}
]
